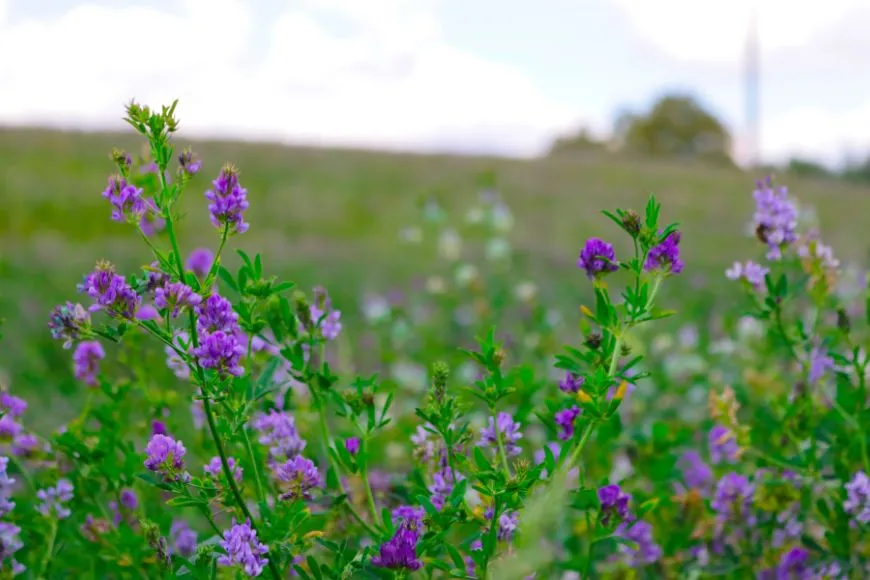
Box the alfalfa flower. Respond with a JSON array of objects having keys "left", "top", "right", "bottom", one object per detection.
[
  {"left": 725, "top": 260, "right": 769, "bottom": 290},
  {"left": 192, "top": 330, "right": 245, "bottom": 377},
  {"left": 36, "top": 479, "right": 74, "bottom": 519},
  {"left": 644, "top": 231, "right": 683, "bottom": 274},
  {"left": 205, "top": 164, "right": 249, "bottom": 235},
  {"left": 598, "top": 484, "right": 631, "bottom": 526},
  {"left": 170, "top": 520, "right": 198, "bottom": 558},
  {"left": 309, "top": 287, "right": 342, "bottom": 341},
  {"left": 843, "top": 470, "right": 870, "bottom": 526},
  {"left": 478, "top": 412, "right": 523, "bottom": 457},
  {"left": 78, "top": 262, "right": 141, "bottom": 319},
  {"left": 187, "top": 248, "right": 214, "bottom": 279},
  {"left": 102, "top": 175, "right": 145, "bottom": 223},
  {"left": 72, "top": 340, "right": 104, "bottom": 387},
  {"left": 178, "top": 148, "right": 202, "bottom": 176},
  {"left": 144, "top": 434, "right": 190, "bottom": 483},
  {"left": 558, "top": 372, "right": 584, "bottom": 394},
  {"left": 251, "top": 410, "right": 307, "bottom": 461},
  {"left": 752, "top": 176, "right": 798, "bottom": 260},
  {"left": 154, "top": 281, "right": 202, "bottom": 318},
  {"left": 708, "top": 425, "right": 741, "bottom": 464},
  {"left": 218, "top": 519, "right": 269, "bottom": 577},
  {"left": 616, "top": 520, "right": 662, "bottom": 566},
  {"left": 272, "top": 455, "right": 321, "bottom": 501},
  {"left": 48, "top": 302, "right": 91, "bottom": 348},
  {"left": 204, "top": 456, "right": 243, "bottom": 483},
  {"left": 578, "top": 238, "right": 619, "bottom": 279},
  {"left": 0, "top": 457, "right": 16, "bottom": 517},
  {"left": 554, "top": 406, "right": 582, "bottom": 441},
  {"left": 0, "top": 522, "right": 24, "bottom": 575},
  {"left": 371, "top": 518, "right": 423, "bottom": 571}
]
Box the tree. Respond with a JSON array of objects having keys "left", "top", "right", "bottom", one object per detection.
[{"left": 614, "top": 93, "right": 734, "bottom": 165}]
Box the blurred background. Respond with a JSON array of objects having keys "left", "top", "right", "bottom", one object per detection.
[{"left": 1, "top": 0, "right": 870, "bottom": 420}]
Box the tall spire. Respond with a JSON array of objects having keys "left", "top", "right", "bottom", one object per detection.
[{"left": 745, "top": 2, "right": 761, "bottom": 167}]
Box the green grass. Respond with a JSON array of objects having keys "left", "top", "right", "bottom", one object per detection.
[{"left": 2, "top": 127, "right": 869, "bottom": 397}]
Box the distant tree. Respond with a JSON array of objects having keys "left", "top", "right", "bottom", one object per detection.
[
  {"left": 786, "top": 157, "right": 832, "bottom": 179},
  {"left": 614, "top": 93, "right": 734, "bottom": 165},
  {"left": 547, "top": 126, "right": 608, "bottom": 157}
]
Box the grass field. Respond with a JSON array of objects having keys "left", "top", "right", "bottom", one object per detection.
[{"left": 2, "top": 127, "right": 870, "bottom": 399}]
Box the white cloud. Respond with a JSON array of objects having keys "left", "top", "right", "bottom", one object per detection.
[
  {"left": 0, "top": 0, "right": 579, "bottom": 157},
  {"left": 762, "top": 103, "right": 870, "bottom": 166}
]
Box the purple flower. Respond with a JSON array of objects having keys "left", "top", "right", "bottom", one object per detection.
[
  {"left": 136, "top": 304, "right": 160, "bottom": 321},
  {"left": 758, "top": 547, "right": 812, "bottom": 580},
  {"left": 554, "top": 406, "right": 582, "bottom": 441},
  {"left": 205, "top": 456, "right": 243, "bottom": 483},
  {"left": 102, "top": 175, "right": 145, "bottom": 223},
  {"left": 218, "top": 519, "right": 269, "bottom": 577},
  {"left": 753, "top": 176, "right": 798, "bottom": 260},
  {"left": 171, "top": 520, "right": 198, "bottom": 558},
  {"left": 154, "top": 282, "right": 202, "bottom": 318},
  {"left": 411, "top": 425, "right": 436, "bottom": 463},
  {"left": 371, "top": 519, "right": 423, "bottom": 571},
  {"left": 478, "top": 412, "right": 523, "bottom": 457},
  {"left": 192, "top": 330, "right": 245, "bottom": 377},
  {"left": 187, "top": 248, "right": 214, "bottom": 279},
  {"left": 11, "top": 434, "right": 39, "bottom": 458},
  {"left": 808, "top": 346, "right": 834, "bottom": 385},
  {"left": 109, "top": 488, "right": 138, "bottom": 526},
  {"left": 252, "top": 410, "right": 306, "bottom": 461},
  {"left": 0, "top": 394, "right": 26, "bottom": 419},
  {"left": 78, "top": 264, "right": 140, "bottom": 319},
  {"left": 708, "top": 425, "right": 740, "bottom": 465},
  {"left": 725, "top": 260, "right": 769, "bottom": 289},
  {"left": 677, "top": 450, "right": 712, "bottom": 490},
  {"left": 205, "top": 165, "right": 250, "bottom": 235},
  {"left": 644, "top": 232, "right": 683, "bottom": 274},
  {"left": 120, "top": 488, "right": 138, "bottom": 510},
  {"left": 616, "top": 520, "right": 662, "bottom": 566},
  {"left": 139, "top": 199, "right": 166, "bottom": 236},
  {"left": 711, "top": 472, "right": 754, "bottom": 535},
  {"left": 273, "top": 455, "right": 321, "bottom": 501},
  {"left": 196, "top": 294, "right": 239, "bottom": 334},
  {"left": 0, "top": 417, "right": 21, "bottom": 441},
  {"left": 392, "top": 505, "right": 425, "bottom": 529},
  {"left": 497, "top": 511, "right": 519, "bottom": 542},
  {"left": 558, "top": 372, "right": 584, "bottom": 394},
  {"left": 844, "top": 471, "right": 870, "bottom": 525},
  {"left": 151, "top": 420, "right": 167, "bottom": 436},
  {"left": 344, "top": 437, "right": 360, "bottom": 456},
  {"left": 0, "top": 457, "right": 17, "bottom": 517},
  {"left": 48, "top": 302, "right": 91, "bottom": 348},
  {"left": 73, "top": 340, "right": 104, "bottom": 387},
  {"left": 144, "top": 434, "right": 189, "bottom": 483},
  {"left": 598, "top": 484, "right": 631, "bottom": 526},
  {"left": 309, "top": 287, "right": 342, "bottom": 340},
  {"left": 36, "top": 479, "right": 74, "bottom": 519},
  {"left": 0, "top": 522, "right": 24, "bottom": 575},
  {"left": 578, "top": 238, "right": 619, "bottom": 279},
  {"left": 178, "top": 148, "right": 202, "bottom": 176},
  {"left": 429, "top": 466, "right": 464, "bottom": 510}
]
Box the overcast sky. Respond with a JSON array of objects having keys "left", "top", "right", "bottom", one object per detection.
[{"left": 1, "top": 0, "right": 868, "bottom": 167}]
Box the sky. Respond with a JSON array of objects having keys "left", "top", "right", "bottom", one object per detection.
[{"left": 0, "top": 0, "right": 868, "bottom": 167}]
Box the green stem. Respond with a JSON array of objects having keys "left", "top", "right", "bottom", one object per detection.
[
  {"left": 584, "top": 521, "right": 597, "bottom": 580},
  {"left": 342, "top": 497, "right": 380, "bottom": 537},
  {"left": 567, "top": 421, "right": 597, "bottom": 469},
  {"left": 494, "top": 423, "right": 512, "bottom": 478},
  {"left": 242, "top": 428, "right": 267, "bottom": 506},
  {"left": 38, "top": 518, "right": 58, "bottom": 579},
  {"left": 8, "top": 455, "right": 36, "bottom": 492},
  {"left": 360, "top": 464, "right": 381, "bottom": 527},
  {"left": 201, "top": 394, "right": 281, "bottom": 580},
  {"left": 203, "top": 225, "right": 230, "bottom": 289},
  {"left": 163, "top": 210, "right": 186, "bottom": 280}
]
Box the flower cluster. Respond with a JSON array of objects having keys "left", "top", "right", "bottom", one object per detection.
[
  {"left": 218, "top": 519, "right": 269, "bottom": 577},
  {"left": 192, "top": 294, "right": 245, "bottom": 377},
  {"left": 144, "top": 434, "right": 190, "bottom": 483},
  {"left": 205, "top": 165, "right": 249, "bottom": 234}
]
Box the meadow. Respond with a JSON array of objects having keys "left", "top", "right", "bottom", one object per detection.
[{"left": 0, "top": 102, "right": 868, "bottom": 579}]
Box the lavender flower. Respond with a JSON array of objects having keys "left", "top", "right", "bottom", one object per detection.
[
  {"left": 429, "top": 466, "right": 464, "bottom": 510},
  {"left": 844, "top": 471, "right": 870, "bottom": 525},
  {"left": 616, "top": 520, "right": 662, "bottom": 566},
  {"left": 644, "top": 232, "right": 684, "bottom": 274},
  {"left": 0, "top": 457, "right": 16, "bottom": 517},
  {"left": 0, "top": 395, "right": 26, "bottom": 419},
  {"left": 144, "top": 434, "right": 189, "bottom": 483},
  {"left": 273, "top": 455, "right": 321, "bottom": 501},
  {"left": 73, "top": 340, "right": 104, "bottom": 387},
  {"left": 205, "top": 456, "right": 243, "bottom": 483},
  {"left": 808, "top": 346, "right": 835, "bottom": 385},
  {"left": 371, "top": 519, "right": 423, "bottom": 571},
  {"left": 578, "top": 238, "right": 619, "bottom": 279},
  {"left": 78, "top": 263, "right": 141, "bottom": 318},
  {"left": 344, "top": 437, "right": 360, "bottom": 456},
  {"left": 192, "top": 330, "right": 245, "bottom": 377},
  {"left": 48, "top": 302, "right": 91, "bottom": 348},
  {"left": 205, "top": 165, "right": 250, "bottom": 235},
  {"left": 0, "top": 522, "right": 24, "bottom": 575},
  {"left": 218, "top": 519, "right": 269, "bottom": 577},
  {"left": 310, "top": 287, "right": 342, "bottom": 340},
  {"left": 708, "top": 425, "right": 740, "bottom": 464},
  {"left": 36, "top": 479, "right": 74, "bottom": 519},
  {"left": 154, "top": 282, "right": 202, "bottom": 318},
  {"left": 677, "top": 450, "right": 712, "bottom": 490},
  {"left": 598, "top": 484, "right": 631, "bottom": 526},
  {"left": 753, "top": 176, "right": 798, "bottom": 260},
  {"left": 725, "top": 260, "right": 769, "bottom": 289},
  {"left": 187, "top": 248, "right": 214, "bottom": 279},
  {"left": 558, "top": 372, "right": 584, "bottom": 394},
  {"left": 554, "top": 406, "right": 582, "bottom": 441},
  {"left": 478, "top": 413, "right": 522, "bottom": 457},
  {"left": 178, "top": 148, "right": 202, "bottom": 176},
  {"left": 252, "top": 410, "right": 306, "bottom": 461},
  {"left": 171, "top": 520, "right": 198, "bottom": 558},
  {"left": 102, "top": 175, "right": 145, "bottom": 223}
]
